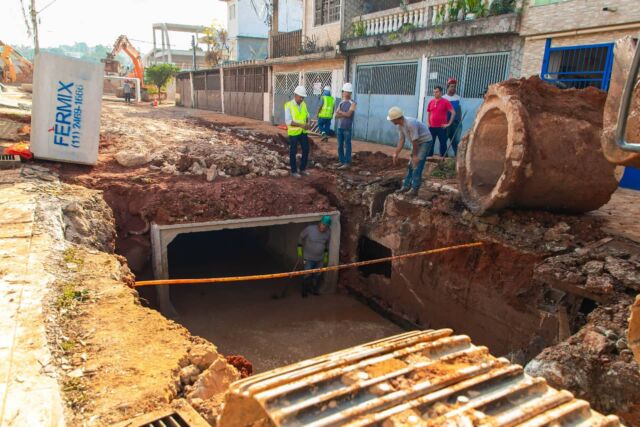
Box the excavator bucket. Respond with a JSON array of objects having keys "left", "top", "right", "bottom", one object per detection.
[
  {"left": 217, "top": 330, "right": 621, "bottom": 427},
  {"left": 630, "top": 295, "right": 640, "bottom": 364}
]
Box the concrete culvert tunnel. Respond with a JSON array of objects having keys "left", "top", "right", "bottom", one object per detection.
[{"left": 142, "top": 213, "right": 403, "bottom": 372}]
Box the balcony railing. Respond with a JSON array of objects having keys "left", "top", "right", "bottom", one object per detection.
[
  {"left": 270, "top": 30, "right": 302, "bottom": 58},
  {"left": 351, "top": 0, "right": 503, "bottom": 37}
]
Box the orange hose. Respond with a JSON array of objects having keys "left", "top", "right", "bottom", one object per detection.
[{"left": 134, "top": 242, "right": 483, "bottom": 287}]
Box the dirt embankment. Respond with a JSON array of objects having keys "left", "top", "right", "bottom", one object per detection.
[{"left": 12, "top": 174, "right": 241, "bottom": 426}]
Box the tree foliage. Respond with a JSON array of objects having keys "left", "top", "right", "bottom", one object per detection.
[
  {"left": 200, "top": 22, "right": 229, "bottom": 66},
  {"left": 145, "top": 63, "right": 181, "bottom": 92}
]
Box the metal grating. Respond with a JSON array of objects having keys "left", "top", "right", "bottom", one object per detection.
[
  {"left": 541, "top": 40, "right": 614, "bottom": 90},
  {"left": 113, "top": 405, "right": 210, "bottom": 427},
  {"left": 356, "top": 62, "right": 419, "bottom": 96},
  {"left": 218, "top": 330, "right": 621, "bottom": 427},
  {"left": 0, "top": 154, "right": 21, "bottom": 169},
  {"left": 274, "top": 72, "right": 300, "bottom": 97},
  {"left": 304, "top": 71, "right": 332, "bottom": 97},
  {"left": 428, "top": 52, "right": 510, "bottom": 98}
]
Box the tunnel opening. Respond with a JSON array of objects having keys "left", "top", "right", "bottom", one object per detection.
[
  {"left": 357, "top": 236, "right": 392, "bottom": 278},
  {"left": 141, "top": 214, "right": 403, "bottom": 373},
  {"left": 469, "top": 108, "right": 509, "bottom": 198}
]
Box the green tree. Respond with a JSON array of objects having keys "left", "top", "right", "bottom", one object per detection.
[
  {"left": 200, "top": 22, "right": 229, "bottom": 66},
  {"left": 145, "top": 63, "right": 181, "bottom": 102}
]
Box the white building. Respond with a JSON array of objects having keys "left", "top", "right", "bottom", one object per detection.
[{"left": 221, "top": 0, "right": 302, "bottom": 61}]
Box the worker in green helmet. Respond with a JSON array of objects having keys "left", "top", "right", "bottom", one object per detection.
[{"left": 297, "top": 215, "right": 332, "bottom": 297}]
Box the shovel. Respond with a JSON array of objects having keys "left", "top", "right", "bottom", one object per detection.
[{"left": 271, "top": 258, "right": 301, "bottom": 300}]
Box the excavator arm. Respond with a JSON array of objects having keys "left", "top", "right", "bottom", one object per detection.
[
  {"left": 1, "top": 44, "right": 17, "bottom": 83},
  {"left": 108, "top": 35, "right": 145, "bottom": 86}
]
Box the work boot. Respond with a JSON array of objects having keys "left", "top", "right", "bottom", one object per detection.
[{"left": 395, "top": 186, "right": 410, "bottom": 194}]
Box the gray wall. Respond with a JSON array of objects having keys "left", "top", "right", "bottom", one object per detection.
[{"left": 266, "top": 222, "right": 316, "bottom": 269}]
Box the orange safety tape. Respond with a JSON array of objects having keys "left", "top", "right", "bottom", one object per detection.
[{"left": 134, "top": 242, "right": 483, "bottom": 287}]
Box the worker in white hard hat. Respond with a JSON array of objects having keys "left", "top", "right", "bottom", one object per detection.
[
  {"left": 334, "top": 82, "right": 357, "bottom": 169},
  {"left": 387, "top": 106, "right": 434, "bottom": 197},
  {"left": 285, "top": 86, "right": 311, "bottom": 177},
  {"left": 317, "top": 85, "right": 335, "bottom": 142}
]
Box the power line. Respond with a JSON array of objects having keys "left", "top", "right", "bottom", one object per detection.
[{"left": 37, "top": 0, "right": 60, "bottom": 14}]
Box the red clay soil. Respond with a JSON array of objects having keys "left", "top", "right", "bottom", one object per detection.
[{"left": 226, "top": 355, "right": 253, "bottom": 379}]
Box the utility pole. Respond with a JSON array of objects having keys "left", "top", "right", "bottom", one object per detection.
[
  {"left": 30, "top": 0, "right": 40, "bottom": 55},
  {"left": 191, "top": 35, "right": 197, "bottom": 70}
]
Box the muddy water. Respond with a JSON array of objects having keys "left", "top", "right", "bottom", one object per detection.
[
  {"left": 142, "top": 228, "right": 404, "bottom": 373},
  {"left": 165, "top": 282, "right": 403, "bottom": 372}
]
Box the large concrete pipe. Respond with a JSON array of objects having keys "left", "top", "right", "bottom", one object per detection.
[
  {"left": 602, "top": 36, "right": 640, "bottom": 168},
  {"left": 457, "top": 77, "right": 619, "bottom": 215}
]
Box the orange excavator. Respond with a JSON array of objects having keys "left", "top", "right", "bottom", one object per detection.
[
  {"left": 0, "top": 41, "right": 33, "bottom": 84},
  {"left": 104, "top": 35, "right": 147, "bottom": 99}
]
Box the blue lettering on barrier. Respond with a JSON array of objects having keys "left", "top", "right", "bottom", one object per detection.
[{"left": 52, "top": 81, "right": 86, "bottom": 149}]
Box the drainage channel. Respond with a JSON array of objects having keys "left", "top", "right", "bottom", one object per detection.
[{"left": 140, "top": 212, "right": 403, "bottom": 372}]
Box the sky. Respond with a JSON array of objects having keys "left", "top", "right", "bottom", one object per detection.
[{"left": 2, "top": 0, "right": 228, "bottom": 53}]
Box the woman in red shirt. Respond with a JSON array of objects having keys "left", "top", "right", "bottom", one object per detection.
[{"left": 427, "top": 86, "right": 456, "bottom": 157}]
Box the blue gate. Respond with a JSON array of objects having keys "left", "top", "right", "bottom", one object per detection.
[
  {"left": 354, "top": 61, "right": 420, "bottom": 146},
  {"left": 541, "top": 39, "right": 614, "bottom": 90}
]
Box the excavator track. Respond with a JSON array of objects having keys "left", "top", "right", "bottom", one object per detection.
[{"left": 217, "top": 330, "right": 621, "bottom": 427}]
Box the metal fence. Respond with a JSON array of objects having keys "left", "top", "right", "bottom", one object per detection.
[
  {"left": 223, "top": 66, "right": 267, "bottom": 93},
  {"left": 304, "top": 71, "right": 333, "bottom": 117},
  {"left": 271, "top": 30, "right": 302, "bottom": 58},
  {"left": 541, "top": 39, "right": 614, "bottom": 90},
  {"left": 427, "top": 52, "right": 511, "bottom": 98},
  {"left": 356, "top": 62, "right": 419, "bottom": 96},
  {"left": 274, "top": 72, "right": 301, "bottom": 124}
]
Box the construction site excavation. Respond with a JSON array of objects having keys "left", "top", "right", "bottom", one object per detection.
[{"left": 2, "top": 5, "right": 640, "bottom": 425}]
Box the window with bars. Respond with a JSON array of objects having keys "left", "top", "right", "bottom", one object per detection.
[
  {"left": 314, "top": 0, "right": 341, "bottom": 26},
  {"left": 427, "top": 52, "right": 510, "bottom": 98},
  {"left": 274, "top": 73, "right": 300, "bottom": 97},
  {"left": 304, "top": 71, "right": 332, "bottom": 96},
  {"left": 541, "top": 40, "right": 614, "bottom": 90},
  {"left": 356, "top": 62, "right": 418, "bottom": 96}
]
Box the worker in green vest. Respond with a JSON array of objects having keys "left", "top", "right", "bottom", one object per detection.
[
  {"left": 285, "top": 86, "right": 311, "bottom": 178},
  {"left": 317, "top": 86, "right": 335, "bottom": 142}
]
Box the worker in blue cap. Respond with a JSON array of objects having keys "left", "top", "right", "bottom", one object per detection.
[{"left": 297, "top": 215, "right": 332, "bottom": 297}]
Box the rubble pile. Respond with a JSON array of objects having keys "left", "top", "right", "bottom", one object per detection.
[
  {"left": 536, "top": 239, "right": 640, "bottom": 301},
  {"left": 102, "top": 108, "right": 292, "bottom": 181},
  {"left": 525, "top": 298, "right": 640, "bottom": 425},
  {"left": 150, "top": 140, "right": 291, "bottom": 181}
]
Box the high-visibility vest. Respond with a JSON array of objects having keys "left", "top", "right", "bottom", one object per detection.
[
  {"left": 318, "top": 95, "right": 335, "bottom": 119},
  {"left": 286, "top": 100, "right": 309, "bottom": 136}
]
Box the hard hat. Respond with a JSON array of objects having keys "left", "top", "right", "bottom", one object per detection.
[
  {"left": 321, "top": 215, "right": 332, "bottom": 226},
  {"left": 294, "top": 86, "right": 307, "bottom": 97},
  {"left": 447, "top": 78, "right": 458, "bottom": 86},
  {"left": 342, "top": 82, "right": 353, "bottom": 92},
  {"left": 323, "top": 85, "right": 331, "bottom": 92},
  {"left": 387, "top": 106, "right": 404, "bottom": 121}
]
